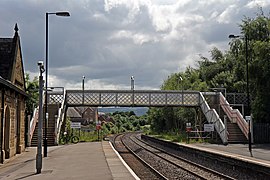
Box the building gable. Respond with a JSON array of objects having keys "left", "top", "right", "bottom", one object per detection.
[
  {"left": 12, "top": 39, "right": 25, "bottom": 91},
  {"left": 0, "top": 24, "right": 25, "bottom": 91}
]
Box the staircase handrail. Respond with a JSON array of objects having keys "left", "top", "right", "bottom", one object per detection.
[
  {"left": 199, "top": 92, "right": 227, "bottom": 144},
  {"left": 54, "top": 89, "right": 66, "bottom": 144},
  {"left": 29, "top": 90, "right": 46, "bottom": 144},
  {"left": 220, "top": 93, "right": 249, "bottom": 139},
  {"left": 29, "top": 107, "right": 39, "bottom": 140}
]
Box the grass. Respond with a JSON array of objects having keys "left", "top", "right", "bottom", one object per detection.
[
  {"left": 151, "top": 131, "right": 187, "bottom": 143},
  {"left": 59, "top": 130, "right": 103, "bottom": 144},
  {"left": 149, "top": 131, "right": 212, "bottom": 144}
]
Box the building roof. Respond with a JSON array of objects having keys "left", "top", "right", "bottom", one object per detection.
[
  {"left": 67, "top": 107, "right": 81, "bottom": 118},
  {"left": 0, "top": 24, "right": 19, "bottom": 80},
  {"left": 0, "top": 24, "right": 27, "bottom": 96},
  {"left": 67, "top": 107, "right": 98, "bottom": 118},
  {"left": 0, "top": 76, "right": 28, "bottom": 96},
  {"left": 0, "top": 38, "right": 13, "bottom": 80}
]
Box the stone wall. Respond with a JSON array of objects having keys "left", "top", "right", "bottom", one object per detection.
[{"left": 0, "top": 88, "right": 26, "bottom": 162}]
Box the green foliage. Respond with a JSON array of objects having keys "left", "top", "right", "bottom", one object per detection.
[
  {"left": 152, "top": 131, "right": 187, "bottom": 143},
  {"left": 240, "top": 11, "right": 270, "bottom": 122},
  {"left": 249, "top": 40, "right": 270, "bottom": 122},
  {"left": 78, "top": 130, "right": 99, "bottom": 142},
  {"left": 25, "top": 73, "right": 39, "bottom": 115},
  {"left": 199, "top": 10, "right": 270, "bottom": 122},
  {"left": 149, "top": 9, "right": 270, "bottom": 129},
  {"left": 100, "top": 111, "right": 151, "bottom": 136},
  {"left": 112, "top": 111, "right": 136, "bottom": 117},
  {"left": 59, "top": 129, "right": 100, "bottom": 144},
  {"left": 141, "top": 125, "right": 151, "bottom": 134},
  {"left": 147, "top": 108, "right": 166, "bottom": 133}
]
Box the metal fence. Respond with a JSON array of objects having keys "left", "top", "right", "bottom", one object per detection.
[
  {"left": 226, "top": 93, "right": 248, "bottom": 106},
  {"left": 253, "top": 123, "right": 270, "bottom": 143}
]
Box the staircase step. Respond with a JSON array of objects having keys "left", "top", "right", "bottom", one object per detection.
[{"left": 227, "top": 121, "right": 247, "bottom": 143}]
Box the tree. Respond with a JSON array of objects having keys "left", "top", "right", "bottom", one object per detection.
[
  {"left": 148, "top": 108, "right": 166, "bottom": 133},
  {"left": 25, "top": 73, "right": 39, "bottom": 115},
  {"left": 237, "top": 11, "right": 270, "bottom": 122}
]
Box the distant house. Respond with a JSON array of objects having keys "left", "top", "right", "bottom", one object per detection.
[
  {"left": 0, "top": 24, "right": 28, "bottom": 163},
  {"left": 98, "top": 112, "right": 114, "bottom": 125},
  {"left": 67, "top": 107, "right": 98, "bottom": 126}
]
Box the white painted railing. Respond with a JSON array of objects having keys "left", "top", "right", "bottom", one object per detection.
[
  {"left": 29, "top": 90, "right": 46, "bottom": 144},
  {"left": 29, "top": 107, "right": 38, "bottom": 141},
  {"left": 199, "top": 92, "right": 227, "bottom": 144},
  {"left": 220, "top": 93, "right": 248, "bottom": 139},
  {"left": 54, "top": 89, "right": 66, "bottom": 145}
]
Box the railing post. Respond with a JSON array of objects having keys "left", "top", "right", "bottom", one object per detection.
[
  {"left": 182, "top": 92, "right": 184, "bottom": 105},
  {"left": 149, "top": 92, "right": 151, "bottom": 106},
  {"left": 132, "top": 91, "right": 134, "bottom": 106},
  {"left": 54, "top": 115, "right": 58, "bottom": 145},
  {"left": 27, "top": 115, "right": 31, "bottom": 147},
  {"left": 115, "top": 92, "right": 118, "bottom": 106},
  {"left": 251, "top": 116, "right": 254, "bottom": 143},
  {"left": 165, "top": 93, "right": 167, "bottom": 106},
  {"left": 224, "top": 115, "right": 228, "bottom": 143},
  {"left": 99, "top": 93, "right": 101, "bottom": 106}
]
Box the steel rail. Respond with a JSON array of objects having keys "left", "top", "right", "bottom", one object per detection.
[
  {"left": 113, "top": 134, "right": 168, "bottom": 180},
  {"left": 132, "top": 133, "right": 236, "bottom": 180}
]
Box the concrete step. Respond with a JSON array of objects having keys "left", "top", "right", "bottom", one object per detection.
[{"left": 227, "top": 121, "right": 247, "bottom": 143}]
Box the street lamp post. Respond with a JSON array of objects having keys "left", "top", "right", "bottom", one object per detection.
[
  {"left": 131, "top": 76, "right": 135, "bottom": 106},
  {"left": 229, "top": 34, "right": 252, "bottom": 153},
  {"left": 44, "top": 11, "right": 70, "bottom": 157},
  {"left": 178, "top": 76, "right": 183, "bottom": 105},
  {"left": 131, "top": 76, "right": 135, "bottom": 90},
  {"left": 228, "top": 34, "right": 250, "bottom": 114},
  {"left": 36, "top": 61, "right": 45, "bottom": 174},
  {"left": 82, "top": 76, "right": 85, "bottom": 104}
]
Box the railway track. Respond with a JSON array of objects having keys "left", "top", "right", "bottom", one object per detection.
[
  {"left": 135, "top": 133, "right": 236, "bottom": 179},
  {"left": 112, "top": 134, "right": 167, "bottom": 179},
  {"left": 141, "top": 134, "right": 270, "bottom": 179},
  {"left": 120, "top": 132, "right": 235, "bottom": 180},
  {"left": 114, "top": 132, "right": 270, "bottom": 179}
]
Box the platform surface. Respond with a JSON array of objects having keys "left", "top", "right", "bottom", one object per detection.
[
  {"left": 183, "top": 142, "right": 270, "bottom": 167},
  {"left": 0, "top": 141, "right": 137, "bottom": 180}
]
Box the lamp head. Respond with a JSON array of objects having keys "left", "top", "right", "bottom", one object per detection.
[
  {"left": 37, "top": 61, "right": 44, "bottom": 67},
  {"left": 37, "top": 61, "right": 45, "bottom": 72},
  {"left": 229, "top": 34, "right": 240, "bottom": 39},
  {"left": 56, "top": 12, "right": 70, "bottom": 17}
]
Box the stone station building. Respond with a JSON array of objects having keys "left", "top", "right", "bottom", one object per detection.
[{"left": 0, "top": 24, "right": 28, "bottom": 163}]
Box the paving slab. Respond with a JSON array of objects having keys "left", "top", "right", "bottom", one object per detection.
[
  {"left": 183, "top": 142, "right": 270, "bottom": 166},
  {"left": 0, "top": 141, "right": 137, "bottom": 180}
]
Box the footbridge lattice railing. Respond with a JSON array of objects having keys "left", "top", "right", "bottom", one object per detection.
[{"left": 66, "top": 90, "right": 200, "bottom": 107}]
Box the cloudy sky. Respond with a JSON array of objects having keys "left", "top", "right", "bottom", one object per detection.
[{"left": 1, "top": 0, "right": 269, "bottom": 90}]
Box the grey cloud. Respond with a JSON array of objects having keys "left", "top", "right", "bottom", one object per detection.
[{"left": 1, "top": 0, "right": 269, "bottom": 90}]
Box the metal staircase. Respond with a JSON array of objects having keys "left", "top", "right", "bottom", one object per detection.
[
  {"left": 227, "top": 121, "right": 248, "bottom": 143},
  {"left": 29, "top": 88, "right": 66, "bottom": 146},
  {"left": 199, "top": 92, "right": 227, "bottom": 144},
  {"left": 30, "top": 104, "right": 62, "bottom": 146},
  {"left": 219, "top": 93, "right": 249, "bottom": 143}
]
